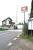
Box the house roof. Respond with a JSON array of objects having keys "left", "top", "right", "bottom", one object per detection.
[{"left": 2, "top": 17, "right": 12, "bottom": 22}]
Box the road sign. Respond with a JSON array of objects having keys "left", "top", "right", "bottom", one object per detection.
[
  {"left": 21, "top": 6, "right": 28, "bottom": 12},
  {"left": 21, "top": 6, "right": 28, "bottom": 34}
]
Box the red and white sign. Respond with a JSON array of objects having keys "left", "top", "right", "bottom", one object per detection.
[{"left": 21, "top": 6, "right": 28, "bottom": 12}]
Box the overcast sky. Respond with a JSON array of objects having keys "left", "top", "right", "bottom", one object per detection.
[{"left": 0, "top": 0, "right": 32, "bottom": 25}]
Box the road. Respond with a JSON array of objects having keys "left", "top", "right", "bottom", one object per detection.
[{"left": 0, "top": 30, "right": 22, "bottom": 50}]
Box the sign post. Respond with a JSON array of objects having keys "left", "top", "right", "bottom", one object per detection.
[{"left": 21, "top": 6, "right": 28, "bottom": 34}]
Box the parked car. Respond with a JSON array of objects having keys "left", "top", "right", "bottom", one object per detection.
[{"left": 14, "top": 25, "right": 18, "bottom": 29}]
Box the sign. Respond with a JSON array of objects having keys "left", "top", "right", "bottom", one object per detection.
[{"left": 21, "top": 6, "right": 28, "bottom": 12}]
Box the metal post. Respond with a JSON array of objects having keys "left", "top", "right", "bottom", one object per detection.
[
  {"left": 31, "top": 21, "right": 32, "bottom": 36},
  {"left": 24, "top": 11, "right": 25, "bottom": 24},
  {"left": 24, "top": 11, "right": 25, "bottom": 35}
]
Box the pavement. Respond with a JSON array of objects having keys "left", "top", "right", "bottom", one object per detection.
[{"left": 11, "top": 38, "right": 33, "bottom": 50}]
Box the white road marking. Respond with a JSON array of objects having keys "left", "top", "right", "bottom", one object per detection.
[
  {"left": 8, "top": 42, "right": 12, "bottom": 46},
  {"left": 13, "top": 38, "right": 17, "bottom": 40}
]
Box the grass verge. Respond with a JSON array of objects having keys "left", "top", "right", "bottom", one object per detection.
[
  {"left": 20, "top": 33, "right": 33, "bottom": 42},
  {"left": 0, "top": 28, "right": 8, "bottom": 31}
]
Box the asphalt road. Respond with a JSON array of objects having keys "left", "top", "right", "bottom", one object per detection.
[{"left": 0, "top": 30, "right": 22, "bottom": 50}]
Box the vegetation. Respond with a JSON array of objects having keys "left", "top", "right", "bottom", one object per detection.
[
  {"left": 30, "top": 0, "right": 33, "bottom": 18},
  {"left": 20, "top": 34, "right": 33, "bottom": 42},
  {"left": 22, "top": 23, "right": 28, "bottom": 35},
  {"left": 0, "top": 28, "right": 8, "bottom": 31},
  {"left": 20, "top": 23, "right": 33, "bottom": 42}
]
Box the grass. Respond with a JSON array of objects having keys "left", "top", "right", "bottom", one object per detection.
[
  {"left": 20, "top": 33, "right": 33, "bottom": 42},
  {"left": 0, "top": 28, "right": 8, "bottom": 31}
]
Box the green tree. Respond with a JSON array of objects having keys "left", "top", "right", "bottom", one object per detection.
[
  {"left": 30, "top": 0, "right": 33, "bottom": 18},
  {"left": 18, "top": 23, "right": 22, "bottom": 25}
]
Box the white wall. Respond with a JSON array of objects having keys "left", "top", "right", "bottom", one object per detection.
[
  {"left": 17, "top": 25, "right": 23, "bottom": 29},
  {"left": 28, "top": 21, "right": 31, "bottom": 30},
  {"left": 32, "top": 20, "right": 33, "bottom": 30},
  {"left": 28, "top": 20, "right": 33, "bottom": 30}
]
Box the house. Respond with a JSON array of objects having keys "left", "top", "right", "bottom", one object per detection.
[
  {"left": 28, "top": 18, "right": 33, "bottom": 35},
  {"left": 2, "top": 17, "right": 15, "bottom": 29}
]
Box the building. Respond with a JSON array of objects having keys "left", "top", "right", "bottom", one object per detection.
[
  {"left": 2, "top": 17, "right": 15, "bottom": 29},
  {"left": 28, "top": 0, "right": 33, "bottom": 35},
  {"left": 28, "top": 18, "right": 33, "bottom": 35}
]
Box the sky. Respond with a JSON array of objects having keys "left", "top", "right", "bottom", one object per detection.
[
  {"left": 16, "top": 0, "right": 32, "bottom": 24},
  {"left": 0, "top": 0, "right": 32, "bottom": 25}
]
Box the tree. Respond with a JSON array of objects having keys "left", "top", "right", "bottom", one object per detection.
[
  {"left": 18, "top": 23, "right": 22, "bottom": 25},
  {"left": 30, "top": 0, "right": 33, "bottom": 18}
]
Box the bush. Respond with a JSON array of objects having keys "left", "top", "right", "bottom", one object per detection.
[{"left": 22, "top": 23, "right": 28, "bottom": 35}]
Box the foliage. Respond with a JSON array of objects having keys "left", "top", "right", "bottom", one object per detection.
[
  {"left": 20, "top": 22, "right": 33, "bottom": 42},
  {"left": 22, "top": 23, "right": 28, "bottom": 35},
  {"left": 18, "top": 22, "right": 23, "bottom": 25},
  {"left": 0, "top": 28, "right": 8, "bottom": 31},
  {"left": 20, "top": 34, "right": 33, "bottom": 42},
  {"left": 30, "top": 0, "right": 33, "bottom": 18}
]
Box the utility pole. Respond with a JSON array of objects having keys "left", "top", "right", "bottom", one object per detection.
[
  {"left": 24, "top": 11, "right": 25, "bottom": 35},
  {"left": 24, "top": 11, "right": 25, "bottom": 24}
]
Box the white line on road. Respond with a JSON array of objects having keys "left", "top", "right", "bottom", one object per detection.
[
  {"left": 8, "top": 42, "right": 12, "bottom": 46},
  {"left": 13, "top": 38, "right": 17, "bottom": 40}
]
